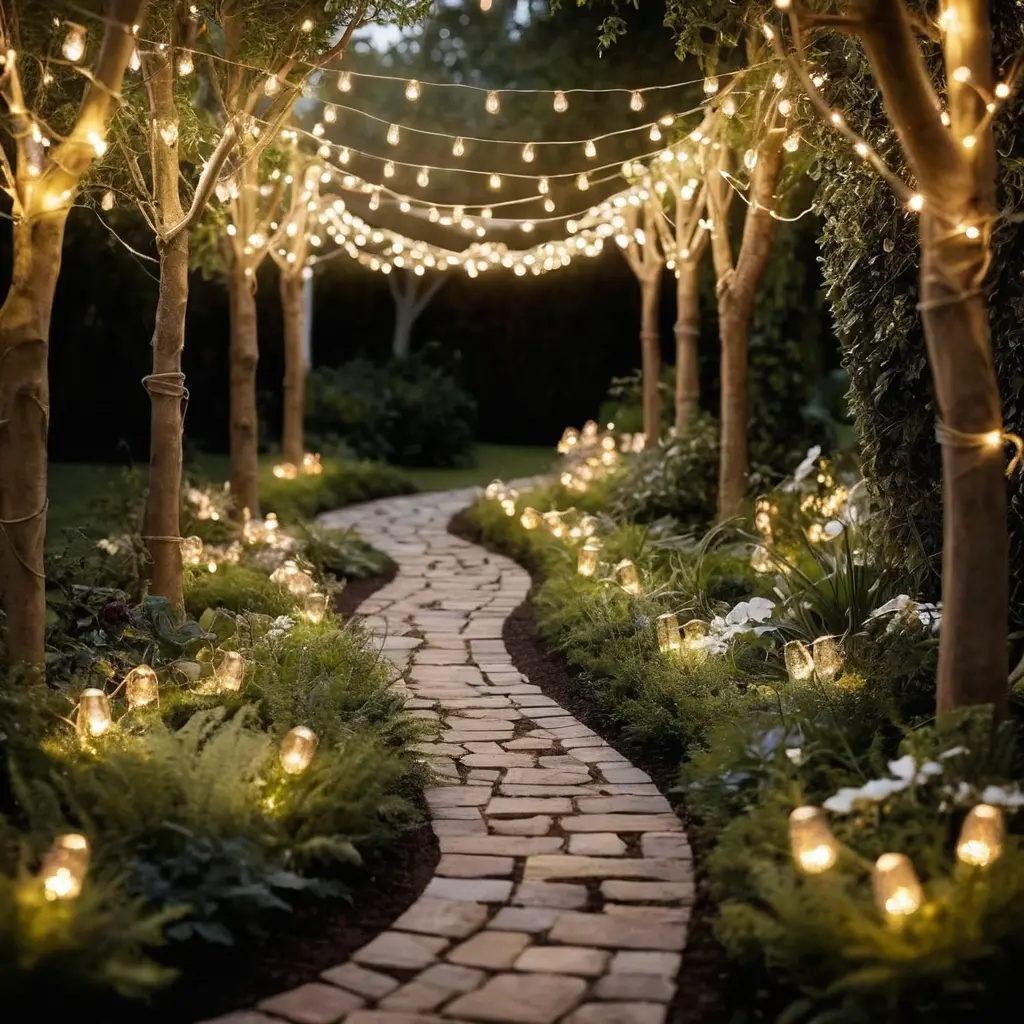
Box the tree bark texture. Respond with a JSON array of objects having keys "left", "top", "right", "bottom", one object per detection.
[
  {"left": 392, "top": 307, "right": 414, "bottom": 359},
  {"left": 711, "top": 134, "right": 785, "bottom": 519},
  {"left": 640, "top": 277, "right": 661, "bottom": 442},
  {"left": 855, "top": 0, "right": 1006, "bottom": 713},
  {"left": 229, "top": 262, "right": 261, "bottom": 518},
  {"left": 0, "top": 213, "right": 67, "bottom": 665},
  {"left": 280, "top": 271, "right": 306, "bottom": 467},
  {"left": 674, "top": 261, "right": 701, "bottom": 431},
  {"left": 142, "top": 56, "right": 187, "bottom": 614}
]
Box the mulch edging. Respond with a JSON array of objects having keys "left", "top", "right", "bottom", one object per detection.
[{"left": 448, "top": 508, "right": 737, "bottom": 1024}]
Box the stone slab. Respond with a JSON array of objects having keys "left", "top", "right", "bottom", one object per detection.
[{"left": 445, "top": 972, "right": 588, "bottom": 1024}]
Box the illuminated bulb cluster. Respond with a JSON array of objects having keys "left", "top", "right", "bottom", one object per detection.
[
  {"left": 272, "top": 453, "right": 323, "bottom": 480},
  {"left": 784, "top": 636, "right": 845, "bottom": 683},
  {"left": 270, "top": 560, "right": 316, "bottom": 597}
]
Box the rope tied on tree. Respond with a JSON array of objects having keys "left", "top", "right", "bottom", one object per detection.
[
  {"left": 0, "top": 499, "right": 49, "bottom": 579},
  {"left": 935, "top": 421, "right": 1024, "bottom": 478},
  {"left": 139, "top": 372, "right": 189, "bottom": 552},
  {"left": 916, "top": 286, "right": 983, "bottom": 313}
]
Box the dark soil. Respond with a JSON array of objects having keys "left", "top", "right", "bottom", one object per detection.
[
  {"left": 110, "top": 556, "right": 438, "bottom": 1024},
  {"left": 449, "top": 509, "right": 737, "bottom": 1024}
]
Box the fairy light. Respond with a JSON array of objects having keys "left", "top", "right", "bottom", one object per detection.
[
  {"left": 553, "top": 90, "right": 568, "bottom": 112},
  {"left": 775, "top": 0, "right": 792, "bottom": 7},
  {"left": 995, "top": 82, "right": 1011, "bottom": 99},
  {"left": 300, "top": 17, "right": 314, "bottom": 32},
  {"left": 744, "top": 149, "right": 758, "bottom": 170},
  {"left": 630, "top": 90, "right": 644, "bottom": 111},
  {"left": 452, "top": 137, "right": 465, "bottom": 157},
  {"left": 387, "top": 123, "right": 400, "bottom": 145},
  {"left": 88, "top": 131, "right": 107, "bottom": 157},
  {"left": 323, "top": 104, "right": 338, "bottom": 124},
  {"left": 956, "top": 804, "right": 1005, "bottom": 867},
  {"left": 538, "top": 176, "right": 549, "bottom": 194},
  {"left": 584, "top": 139, "right": 597, "bottom": 158},
  {"left": 280, "top": 726, "right": 318, "bottom": 774},
  {"left": 178, "top": 53, "right": 193, "bottom": 76},
  {"left": 62, "top": 23, "right": 87, "bottom": 62},
  {"left": 941, "top": 110, "right": 952, "bottom": 126},
  {"left": 650, "top": 125, "right": 662, "bottom": 142},
  {"left": 157, "top": 120, "right": 178, "bottom": 147},
  {"left": 264, "top": 74, "right": 282, "bottom": 97},
  {"left": 952, "top": 65, "right": 971, "bottom": 83},
  {"left": 788, "top": 807, "right": 838, "bottom": 873},
  {"left": 704, "top": 76, "right": 720, "bottom": 95},
  {"left": 812, "top": 72, "right": 826, "bottom": 88},
  {"left": 962, "top": 134, "right": 977, "bottom": 149},
  {"left": 383, "top": 160, "right": 395, "bottom": 178},
  {"left": 101, "top": 189, "right": 115, "bottom": 210},
  {"left": 40, "top": 834, "right": 91, "bottom": 901},
  {"left": 576, "top": 173, "right": 590, "bottom": 191},
  {"left": 338, "top": 71, "right": 353, "bottom": 91},
  {"left": 778, "top": 98, "right": 792, "bottom": 116},
  {"left": 873, "top": 853, "right": 923, "bottom": 919},
  {"left": 485, "top": 90, "right": 500, "bottom": 114},
  {"left": 405, "top": 79, "right": 422, "bottom": 101},
  {"left": 129, "top": 46, "right": 141, "bottom": 72},
  {"left": 369, "top": 189, "right": 380, "bottom": 210},
  {"left": 522, "top": 143, "right": 535, "bottom": 162},
  {"left": 908, "top": 192, "right": 924, "bottom": 212},
  {"left": 783, "top": 134, "right": 800, "bottom": 152},
  {"left": 830, "top": 112, "right": 844, "bottom": 127},
  {"left": 416, "top": 166, "right": 430, "bottom": 187},
  {"left": 855, "top": 142, "right": 869, "bottom": 158}
]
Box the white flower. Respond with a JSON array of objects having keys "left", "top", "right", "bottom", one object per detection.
[
  {"left": 980, "top": 784, "right": 1024, "bottom": 808},
  {"left": 860, "top": 777, "right": 911, "bottom": 800},
  {"left": 824, "top": 520, "right": 845, "bottom": 538},
  {"left": 867, "top": 594, "right": 942, "bottom": 633},
  {"left": 785, "top": 747, "right": 804, "bottom": 766},
  {"left": 824, "top": 755, "right": 946, "bottom": 814},
  {"left": 888, "top": 755, "right": 916, "bottom": 780},
  {"left": 939, "top": 746, "right": 969, "bottom": 760},
  {"left": 794, "top": 445, "right": 822, "bottom": 483},
  {"left": 823, "top": 787, "right": 861, "bottom": 814},
  {"left": 271, "top": 615, "right": 296, "bottom": 631}
]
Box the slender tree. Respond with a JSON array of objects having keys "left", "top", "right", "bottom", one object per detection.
[
  {"left": 0, "top": 0, "right": 143, "bottom": 665},
  {"left": 620, "top": 196, "right": 664, "bottom": 443},
  {"left": 387, "top": 268, "right": 445, "bottom": 360},
  {"left": 770, "top": 0, "right": 1016, "bottom": 714}
]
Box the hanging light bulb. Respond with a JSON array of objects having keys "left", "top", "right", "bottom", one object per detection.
[
  {"left": 369, "top": 189, "right": 380, "bottom": 210},
  {"left": 339, "top": 147, "right": 350, "bottom": 164},
  {"left": 656, "top": 613, "right": 682, "bottom": 653},
  {"left": 264, "top": 73, "right": 282, "bottom": 97},
  {"left": 101, "top": 189, "right": 115, "bottom": 211},
  {"left": 299, "top": 17, "right": 314, "bottom": 32},
  {"left": 783, "top": 134, "right": 801, "bottom": 152},
  {"left": 703, "top": 75, "right": 720, "bottom": 95},
  {"left": 630, "top": 90, "right": 644, "bottom": 112},
  {"left": 416, "top": 166, "right": 430, "bottom": 188},
  {"left": 62, "top": 23, "right": 87, "bottom": 62},
  {"left": 520, "top": 507, "right": 542, "bottom": 530},
  {"left": 405, "top": 79, "right": 421, "bottom": 101},
  {"left": 489, "top": 173, "right": 502, "bottom": 190},
  {"left": 773, "top": 70, "right": 788, "bottom": 90},
  {"left": 873, "top": 853, "right": 923, "bottom": 919},
  {"left": 323, "top": 104, "right": 337, "bottom": 124},
  {"left": 178, "top": 53, "right": 194, "bottom": 76},
  {"left": 784, "top": 640, "right": 814, "bottom": 681},
  {"left": 280, "top": 726, "right": 318, "bottom": 774},
  {"left": 543, "top": 197, "right": 555, "bottom": 213},
  {"left": 485, "top": 90, "right": 500, "bottom": 114},
  {"left": 812, "top": 636, "right": 844, "bottom": 682},
  {"left": 538, "top": 176, "right": 549, "bottom": 194},
  {"left": 576, "top": 173, "right": 590, "bottom": 191},
  {"left": 553, "top": 90, "right": 568, "bottom": 113},
  {"left": 338, "top": 70, "right": 352, "bottom": 92},
  {"left": 649, "top": 124, "right": 662, "bottom": 142},
  {"left": 129, "top": 46, "right": 141, "bottom": 72},
  {"left": 452, "top": 137, "right": 465, "bottom": 157},
  {"left": 788, "top": 807, "right": 838, "bottom": 873},
  {"left": 744, "top": 148, "right": 758, "bottom": 170},
  {"left": 722, "top": 96, "right": 737, "bottom": 117},
  {"left": 521, "top": 142, "right": 535, "bottom": 163},
  {"left": 481, "top": 207, "right": 492, "bottom": 219},
  {"left": 386, "top": 123, "right": 400, "bottom": 145},
  {"left": 383, "top": 160, "right": 395, "bottom": 178},
  {"left": 584, "top": 139, "right": 597, "bottom": 159},
  {"left": 778, "top": 97, "right": 792, "bottom": 116}
]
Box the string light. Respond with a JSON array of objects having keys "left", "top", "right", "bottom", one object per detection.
[
  {"left": 178, "top": 53, "right": 193, "bottom": 76},
  {"left": 952, "top": 65, "right": 971, "bottom": 83},
  {"left": 650, "top": 124, "right": 662, "bottom": 142},
  {"left": 299, "top": 17, "right": 314, "bottom": 32},
  {"left": 538, "top": 177, "right": 549, "bottom": 194},
  {"left": 873, "top": 853, "right": 923, "bottom": 919},
  {"left": 788, "top": 807, "right": 838, "bottom": 873},
  {"left": 101, "top": 189, "right": 115, "bottom": 210},
  {"left": 995, "top": 82, "right": 1011, "bottom": 99},
  {"left": 416, "top": 166, "right": 430, "bottom": 187},
  {"left": 486, "top": 90, "right": 500, "bottom": 114},
  {"left": 576, "top": 173, "right": 590, "bottom": 190},
  {"left": 783, "top": 133, "right": 800, "bottom": 152},
  {"left": 387, "top": 123, "right": 400, "bottom": 145},
  {"left": 129, "top": 46, "right": 141, "bottom": 72},
  {"left": 962, "top": 134, "right": 977, "bottom": 149},
  {"left": 522, "top": 143, "right": 535, "bottom": 162},
  {"left": 40, "top": 834, "right": 91, "bottom": 901},
  {"left": 264, "top": 73, "right": 282, "bottom": 97},
  {"left": 489, "top": 173, "right": 502, "bottom": 190},
  {"left": 338, "top": 70, "right": 352, "bottom": 91},
  {"left": 584, "top": 139, "right": 597, "bottom": 159},
  {"left": 405, "top": 79, "right": 422, "bottom": 101},
  {"left": 452, "top": 137, "right": 465, "bottom": 157},
  {"left": 704, "top": 76, "right": 720, "bottom": 95},
  {"left": 62, "top": 22, "right": 87, "bottom": 62},
  {"left": 383, "top": 160, "right": 395, "bottom": 178},
  {"left": 553, "top": 90, "right": 568, "bottom": 112},
  {"left": 630, "top": 90, "right": 644, "bottom": 111}
]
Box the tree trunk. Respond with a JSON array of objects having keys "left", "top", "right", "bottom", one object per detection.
[
  {"left": 392, "top": 307, "right": 414, "bottom": 359},
  {"left": 674, "top": 261, "right": 701, "bottom": 432},
  {"left": 229, "top": 262, "right": 261, "bottom": 518},
  {"left": 920, "top": 219, "right": 1007, "bottom": 714},
  {"left": 280, "top": 271, "right": 306, "bottom": 466},
  {"left": 142, "top": 58, "right": 187, "bottom": 614},
  {"left": 716, "top": 136, "right": 784, "bottom": 519},
  {"left": 640, "top": 276, "right": 661, "bottom": 443},
  {"left": 0, "top": 213, "right": 67, "bottom": 665}
]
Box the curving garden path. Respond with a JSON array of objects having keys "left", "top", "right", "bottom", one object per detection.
[{"left": 209, "top": 488, "right": 694, "bottom": 1024}]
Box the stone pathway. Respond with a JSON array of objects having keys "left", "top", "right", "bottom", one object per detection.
[{"left": 208, "top": 488, "right": 694, "bottom": 1024}]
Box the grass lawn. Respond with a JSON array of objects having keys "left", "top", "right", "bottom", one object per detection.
[{"left": 46, "top": 444, "right": 553, "bottom": 546}]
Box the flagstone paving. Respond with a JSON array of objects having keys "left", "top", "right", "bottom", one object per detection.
[{"left": 202, "top": 488, "right": 694, "bottom": 1024}]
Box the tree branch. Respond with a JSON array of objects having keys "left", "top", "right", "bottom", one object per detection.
[
  {"left": 413, "top": 274, "right": 445, "bottom": 318},
  {"left": 162, "top": 120, "right": 238, "bottom": 242}
]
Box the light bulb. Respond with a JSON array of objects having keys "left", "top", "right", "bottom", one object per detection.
[
  {"left": 615, "top": 560, "right": 641, "bottom": 596},
  {"left": 630, "top": 90, "right": 644, "bottom": 112},
  {"left": 76, "top": 689, "right": 113, "bottom": 738},
  {"left": 62, "top": 24, "right": 87, "bottom": 62},
  {"left": 387, "top": 123, "right": 400, "bottom": 145},
  {"left": 553, "top": 90, "right": 568, "bottom": 113},
  {"left": 416, "top": 166, "right": 429, "bottom": 188},
  {"left": 775, "top": 0, "right": 792, "bottom": 8},
  {"left": 873, "top": 853, "right": 923, "bottom": 919},
  {"left": 264, "top": 74, "right": 282, "bottom": 97},
  {"left": 773, "top": 71, "right": 787, "bottom": 90},
  {"left": 778, "top": 98, "right": 792, "bottom": 116},
  {"left": 339, "top": 147, "right": 350, "bottom": 164},
  {"left": 485, "top": 90, "right": 500, "bottom": 114},
  {"left": 383, "top": 161, "right": 395, "bottom": 178},
  {"left": 129, "top": 46, "right": 141, "bottom": 72},
  {"left": 996, "top": 82, "right": 1010, "bottom": 99},
  {"left": 650, "top": 125, "right": 662, "bottom": 142},
  {"left": 907, "top": 192, "right": 924, "bottom": 212},
  {"left": 405, "top": 79, "right": 422, "bottom": 101},
  {"left": 722, "top": 96, "right": 737, "bottom": 117},
  {"left": 812, "top": 72, "right": 827, "bottom": 88},
  {"left": 489, "top": 173, "right": 502, "bottom": 190},
  {"left": 300, "top": 17, "right": 314, "bottom": 32},
  {"left": 522, "top": 143, "right": 535, "bottom": 162},
  {"left": 577, "top": 543, "right": 601, "bottom": 578},
  {"left": 744, "top": 148, "right": 758, "bottom": 170},
  {"left": 88, "top": 131, "right": 107, "bottom": 157},
  {"left": 543, "top": 197, "right": 555, "bottom": 213},
  {"left": 338, "top": 71, "right": 352, "bottom": 92},
  {"left": 789, "top": 807, "right": 838, "bottom": 873},
  {"left": 956, "top": 804, "right": 1005, "bottom": 867},
  {"left": 584, "top": 139, "right": 597, "bottom": 159},
  {"left": 538, "top": 177, "right": 549, "bottom": 194},
  {"left": 280, "top": 726, "right": 318, "bottom": 774},
  {"left": 178, "top": 53, "right": 193, "bottom": 76},
  {"left": 158, "top": 121, "right": 178, "bottom": 147},
  {"left": 323, "top": 104, "right": 337, "bottom": 123},
  {"left": 962, "top": 134, "right": 977, "bottom": 149},
  {"left": 520, "top": 507, "right": 542, "bottom": 530},
  {"left": 784, "top": 640, "right": 814, "bottom": 681},
  {"left": 125, "top": 665, "right": 159, "bottom": 709},
  {"left": 703, "top": 76, "right": 720, "bottom": 95},
  {"left": 952, "top": 65, "right": 971, "bottom": 83},
  {"left": 855, "top": 141, "right": 869, "bottom": 158},
  {"left": 783, "top": 134, "right": 800, "bottom": 152},
  {"left": 369, "top": 189, "right": 380, "bottom": 210},
  {"left": 452, "top": 137, "right": 465, "bottom": 157},
  {"left": 812, "top": 636, "right": 844, "bottom": 682},
  {"left": 576, "top": 173, "right": 589, "bottom": 191}
]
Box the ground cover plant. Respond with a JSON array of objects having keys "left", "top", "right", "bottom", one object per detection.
[{"left": 470, "top": 421, "right": 1024, "bottom": 1023}]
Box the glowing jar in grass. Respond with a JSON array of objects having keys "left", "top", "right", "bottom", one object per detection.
[
  {"left": 40, "top": 833, "right": 90, "bottom": 901},
  {"left": 180, "top": 535, "right": 204, "bottom": 566},
  {"left": 615, "top": 560, "right": 641, "bottom": 596},
  {"left": 273, "top": 462, "right": 299, "bottom": 480},
  {"left": 557, "top": 427, "right": 580, "bottom": 453},
  {"left": 485, "top": 479, "right": 506, "bottom": 500},
  {"left": 957, "top": 804, "right": 1005, "bottom": 867},
  {"left": 656, "top": 613, "right": 682, "bottom": 654},
  {"left": 750, "top": 545, "right": 773, "bottom": 574},
  {"left": 303, "top": 591, "right": 328, "bottom": 625},
  {"left": 214, "top": 651, "right": 245, "bottom": 693},
  {"left": 873, "top": 853, "right": 923, "bottom": 919},
  {"left": 520, "top": 507, "right": 542, "bottom": 531},
  {"left": 785, "top": 640, "right": 815, "bottom": 681},
  {"left": 579, "top": 515, "right": 598, "bottom": 538},
  {"left": 124, "top": 665, "right": 159, "bottom": 709},
  {"left": 270, "top": 561, "right": 315, "bottom": 597},
  {"left": 302, "top": 452, "right": 323, "bottom": 475},
  {"left": 577, "top": 543, "right": 601, "bottom": 578},
  {"left": 280, "top": 726, "right": 318, "bottom": 774},
  {"left": 788, "top": 806, "right": 838, "bottom": 874},
  {"left": 683, "top": 619, "right": 709, "bottom": 648},
  {"left": 77, "top": 689, "right": 113, "bottom": 738},
  {"left": 543, "top": 511, "right": 565, "bottom": 540},
  {"left": 812, "top": 636, "right": 845, "bottom": 682}
]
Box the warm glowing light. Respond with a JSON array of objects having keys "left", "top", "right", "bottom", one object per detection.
[
  {"left": 303, "top": 592, "right": 328, "bottom": 625},
  {"left": 280, "top": 726, "right": 318, "bottom": 774},
  {"left": 830, "top": 112, "right": 844, "bottom": 127},
  {"left": 485, "top": 91, "right": 500, "bottom": 114},
  {"left": 323, "top": 104, "right": 337, "bottom": 123},
  {"left": 855, "top": 142, "right": 869, "bottom": 158},
  {"left": 214, "top": 650, "right": 245, "bottom": 693},
  {"left": 750, "top": 546, "right": 774, "bottom": 573},
  {"left": 101, "top": 189, "right": 115, "bottom": 211},
  {"left": 956, "top": 804, "right": 1005, "bottom": 867},
  {"left": 630, "top": 90, "right": 644, "bottom": 112},
  {"left": 178, "top": 54, "right": 194, "bottom": 76},
  {"left": 520, "top": 507, "right": 542, "bottom": 530},
  {"left": 873, "top": 853, "right": 923, "bottom": 919},
  {"left": 387, "top": 123, "right": 400, "bottom": 145},
  {"left": 489, "top": 173, "right": 502, "bottom": 190},
  {"left": 577, "top": 542, "right": 601, "bottom": 578},
  {"left": 963, "top": 134, "right": 977, "bottom": 149},
  {"left": 683, "top": 619, "right": 709, "bottom": 648},
  {"left": 952, "top": 65, "right": 971, "bottom": 83},
  {"left": 773, "top": 71, "right": 787, "bottom": 90},
  {"left": 656, "top": 612, "right": 682, "bottom": 653},
  {"left": 300, "top": 17, "right": 314, "bottom": 32},
  {"left": 77, "top": 689, "right": 113, "bottom": 738},
  {"left": 812, "top": 636, "right": 844, "bottom": 682},
  {"left": 775, "top": 0, "right": 792, "bottom": 8},
  {"left": 62, "top": 23, "right": 87, "bottom": 62},
  {"left": 722, "top": 96, "right": 737, "bottom": 118},
  {"left": 908, "top": 193, "right": 925, "bottom": 212},
  {"left": 789, "top": 807, "right": 838, "bottom": 873},
  {"left": 965, "top": 224, "right": 981, "bottom": 240},
  {"left": 270, "top": 561, "right": 316, "bottom": 597},
  {"left": 40, "top": 833, "right": 90, "bottom": 901},
  {"left": 264, "top": 74, "right": 282, "bottom": 97},
  {"left": 584, "top": 139, "right": 597, "bottom": 159},
  {"left": 996, "top": 82, "right": 1011, "bottom": 99},
  {"left": 778, "top": 98, "right": 792, "bottom": 116},
  {"left": 744, "top": 149, "right": 758, "bottom": 170},
  {"left": 649, "top": 125, "right": 662, "bottom": 142},
  {"left": 576, "top": 173, "right": 590, "bottom": 191},
  {"left": 553, "top": 90, "right": 568, "bottom": 113},
  {"left": 615, "top": 560, "right": 641, "bottom": 597},
  {"left": 125, "top": 665, "right": 159, "bottom": 709},
  {"left": 453, "top": 137, "right": 465, "bottom": 157},
  {"left": 522, "top": 143, "right": 535, "bottom": 162},
  {"left": 417, "top": 167, "right": 430, "bottom": 188},
  {"left": 338, "top": 71, "right": 352, "bottom": 92},
  {"left": 383, "top": 161, "right": 395, "bottom": 179},
  {"left": 704, "top": 76, "right": 719, "bottom": 96},
  {"left": 405, "top": 79, "right": 421, "bottom": 101},
  {"left": 784, "top": 640, "right": 814, "bottom": 681}
]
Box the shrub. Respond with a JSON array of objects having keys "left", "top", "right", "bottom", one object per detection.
[
  {"left": 306, "top": 355, "right": 476, "bottom": 467},
  {"left": 183, "top": 565, "right": 296, "bottom": 619}
]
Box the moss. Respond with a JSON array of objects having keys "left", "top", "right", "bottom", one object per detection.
[{"left": 183, "top": 564, "right": 297, "bottom": 619}]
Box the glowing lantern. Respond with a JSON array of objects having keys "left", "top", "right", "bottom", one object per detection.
[
  {"left": 303, "top": 591, "right": 328, "bottom": 624},
  {"left": 270, "top": 561, "right": 315, "bottom": 597},
  {"left": 280, "top": 726, "right": 318, "bottom": 774},
  {"left": 788, "top": 806, "right": 838, "bottom": 874},
  {"left": 485, "top": 91, "right": 500, "bottom": 114},
  {"left": 683, "top": 619, "right": 709, "bottom": 647},
  {"left": 214, "top": 650, "right": 245, "bottom": 693},
  {"left": 180, "top": 535, "right": 204, "bottom": 566},
  {"left": 656, "top": 612, "right": 682, "bottom": 653},
  {"left": 553, "top": 90, "right": 568, "bottom": 113},
  {"left": 543, "top": 511, "right": 565, "bottom": 540},
  {"left": 273, "top": 462, "right": 299, "bottom": 479},
  {"left": 39, "top": 833, "right": 90, "bottom": 901},
  {"left": 615, "top": 560, "right": 641, "bottom": 596},
  {"left": 124, "top": 665, "right": 159, "bottom": 709},
  {"left": 485, "top": 479, "right": 506, "bottom": 500},
  {"left": 76, "top": 689, "right": 112, "bottom": 738},
  {"left": 957, "top": 804, "right": 1005, "bottom": 867},
  {"left": 520, "top": 507, "right": 542, "bottom": 530},
  {"left": 557, "top": 427, "right": 580, "bottom": 453},
  {"left": 873, "top": 853, "right": 923, "bottom": 919},
  {"left": 577, "top": 543, "right": 601, "bottom": 578},
  {"left": 62, "top": 23, "right": 87, "bottom": 62},
  {"left": 750, "top": 546, "right": 773, "bottom": 573},
  {"left": 812, "top": 636, "right": 845, "bottom": 682},
  {"left": 784, "top": 640, "right": 814, "bottom": 681},
  {"left": 302, "top": 453, "right": 323, "bottom": 475}
]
